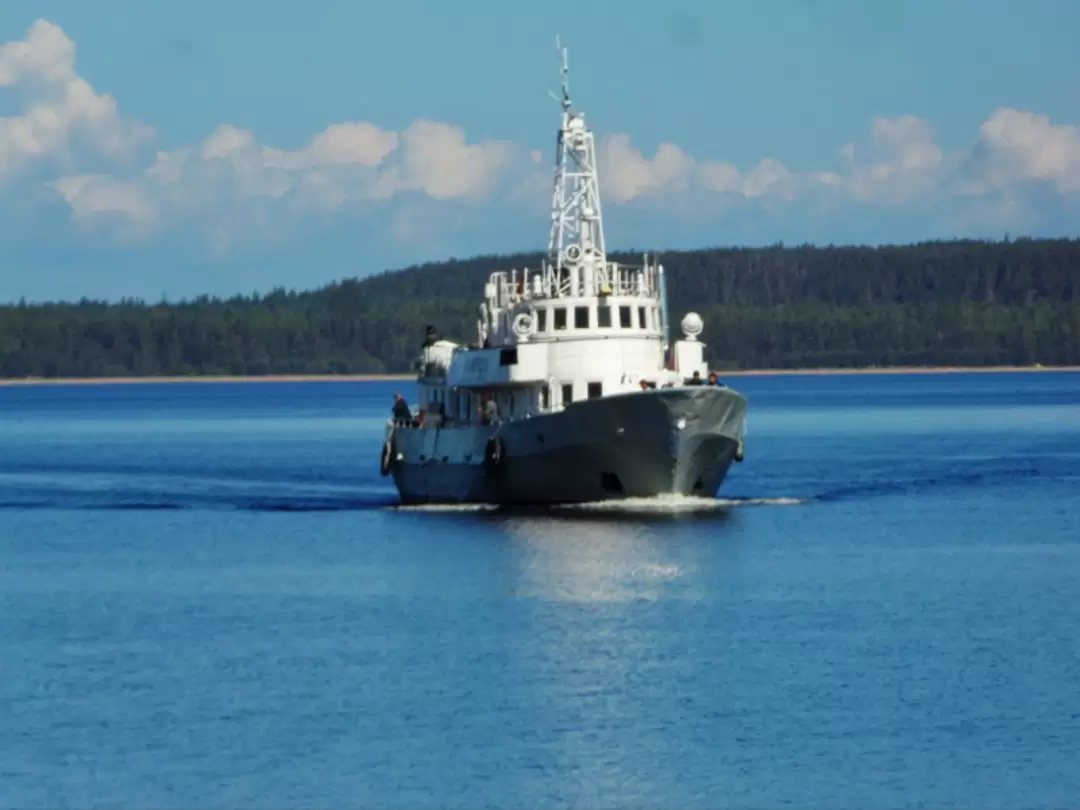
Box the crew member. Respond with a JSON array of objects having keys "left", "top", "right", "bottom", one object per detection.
[
  {"left": 392, "top": 393, "right": 412, "bottom": 426},
  {"left": 480, "top": 393, "right": 500, "bottom": 425}
]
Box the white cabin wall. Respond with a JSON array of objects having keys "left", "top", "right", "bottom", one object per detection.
[
  {"left": 546, "top": 337, "right": 665, "bottom": 401},
  {"left": 673, "top": 340, "right": 707, "bottom": 378}
]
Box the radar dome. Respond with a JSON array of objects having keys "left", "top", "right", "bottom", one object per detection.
[{"left": 681, "top": 312, "right": 704, "bottom": 340}]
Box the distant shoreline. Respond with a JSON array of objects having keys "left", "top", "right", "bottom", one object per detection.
[{"left": 1, "top": 365, "right": 1078, "bottom": 387}]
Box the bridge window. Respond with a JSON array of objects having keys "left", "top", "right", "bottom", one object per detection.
[
  {"left": 597, "top": 305, "right": 612, "bottom": 328},
  {"left": 561, "top": 383, "right": 573, "bottom": 406},
  {"left": 638, "top": 306, "right": 648, "bottom": 329},
  {"left": 537, "top": 308, "right": 547, "bottom": 332},
  {"left": 553, "top": 307, "right": 567, "bottom": 330},
  {"left": 574, "top": 306, "right": 590, "bottom": 329},
  {"left": 587, "top": 382, "right": 603, "bottom": 399},
  {"left": 619, "top": 306, "right": 632, "bottom": 328}
]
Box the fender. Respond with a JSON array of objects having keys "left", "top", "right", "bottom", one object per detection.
[
  {"left": 483, "top": 436, "right": 505, "bottom": 472},
  {"left": 380, "top": 437, "right": 397, "bottom": 476}
]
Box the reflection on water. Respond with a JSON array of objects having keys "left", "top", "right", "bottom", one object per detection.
[
  {"left": 507, "top": 516, "right": 678, "bottom": 603},
  {"left": 494, "top": 500, "right": 736, "bottom": 603}
]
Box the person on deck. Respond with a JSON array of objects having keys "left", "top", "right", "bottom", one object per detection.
[
  {"left": 687, "top": 371, "right": 704, "bottom": 386},
  {"left": 392, "top": 393, "right": 412, "bottom": 426},
  {"left": 706, "top": 371, "right": 724, "bottom": 387},
  {"left": 480, "top": 393, "right": 500, "bottom": 425}
]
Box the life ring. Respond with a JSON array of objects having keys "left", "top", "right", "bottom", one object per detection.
[
  {"left": 511, "top": 311, "right": 535, "bottom": 338},
  {"left": 380, "top": 437, "right": 396, "bottom": 476},
  {"left": 484, "top": 436, "right": 505, "bottom": 471}
]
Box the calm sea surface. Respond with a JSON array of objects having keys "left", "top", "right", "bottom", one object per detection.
[{"left": 2, "top": 373, "right": 1079, "bottom": 809}]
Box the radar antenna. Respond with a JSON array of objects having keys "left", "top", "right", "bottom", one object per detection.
[
  {"left": 554, "top": 35, "right": 570, "bottom": 114},
  {"left": 546, "top": 36, "right": 607, "bottom": 275}
]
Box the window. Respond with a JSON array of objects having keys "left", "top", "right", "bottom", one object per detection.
[
  {"left": 574, "top": 306, "right": 590, "bottom": 329},
  {"left": 537, "top": 308, "right": 547, "bottom": 332},
  {"left": 638, "top": 306, "right": 648, "bottom": 329},
  {"left": 561, "top": 383, "right": 573, "bottom": 406},
  {"left": 554, "top": 307, "right": 567, "bottom": 330},
  {"left": 587, "top": 382, "right": 603, "bottom": 399},
  {"left": 541, "top": 386, "right": 550, "bottom": 410},
  {"left": 499, "top": 347, "right": 518, "bottom": 366},
  {"left": 619, "top": 306, "right": 632, "bottom": 328},
  {"left": 597, "top": 305, "right": 612, "bottom": 328}
]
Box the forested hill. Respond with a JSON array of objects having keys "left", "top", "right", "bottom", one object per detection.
[{"left": 2, "top": 237, "right": 1078, "bottom": 377}]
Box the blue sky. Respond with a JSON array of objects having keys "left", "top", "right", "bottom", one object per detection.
[{"left": 2, "top": 0, "right": 1079, "bottom": 302}]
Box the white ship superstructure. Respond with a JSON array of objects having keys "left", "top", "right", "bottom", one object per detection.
[{"left": 379, "top": 40, "right": 748, "bottom": 505}]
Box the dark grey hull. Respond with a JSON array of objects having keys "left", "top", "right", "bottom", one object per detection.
[{"left": 386, "top": 386, "right": 747, "bottom": 505}]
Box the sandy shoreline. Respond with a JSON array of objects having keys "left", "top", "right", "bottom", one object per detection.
[{"left": 1, "top": 366, "right": 1078, "bottom": 387}]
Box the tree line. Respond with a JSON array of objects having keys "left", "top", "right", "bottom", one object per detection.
[{"left": 1, "top": 237, "right": 1077, "bottom": 378}]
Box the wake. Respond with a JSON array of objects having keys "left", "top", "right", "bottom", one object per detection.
[
  {"left": 0, "top": 469, "right": 399, "bottom": 513},
  {"left": 0, "top": 465, "right": 811, "bottom": 515},
  {"left": 555, "top": 494, "right": 808, "bottom": 514}
]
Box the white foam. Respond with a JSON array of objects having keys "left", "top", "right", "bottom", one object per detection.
[
  {"left": 557, "top": 494, "right": 808, "bottom": 513},
  {"left": 387, "top": 495, "right": 810, "bottom": 514},
  {"left": 557, "top": 494, "right": 722, "bottom": 513},
  {"left": 390, "top": 503, "right": 500, "bottom": 513},
  {"left": 720, "top": 496, "right": 810, "bottom": 507}
]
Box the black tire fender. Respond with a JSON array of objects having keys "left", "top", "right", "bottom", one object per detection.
[
  {"left": 380, "top": 437, "right": 396, "bottom": 476},
  {"left": 484, "top": 436, "right": 505, "bottom": 471}
]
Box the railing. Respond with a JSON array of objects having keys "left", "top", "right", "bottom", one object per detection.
[{"left": 487, "top": 261, "right": 658, "bottom": 303}]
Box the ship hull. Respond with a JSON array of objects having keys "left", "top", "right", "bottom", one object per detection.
[{"left": 384, "top": 387, "right": 747, "bottom": 505}]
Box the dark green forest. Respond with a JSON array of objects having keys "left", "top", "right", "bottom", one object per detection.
[{"left": 1, "top": 237, "right": 1078, "bottom": 377}]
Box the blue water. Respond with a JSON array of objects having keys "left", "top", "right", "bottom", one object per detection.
[{"left": 2, "top": 373, "right": 1079, "bottom": 809}]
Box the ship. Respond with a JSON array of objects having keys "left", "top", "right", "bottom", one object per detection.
[{"left": 379, "top": 39, "right": 748, "bottom": 505}]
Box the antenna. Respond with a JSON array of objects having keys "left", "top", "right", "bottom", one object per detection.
[
  {"left": 548, "top": 35, "right": 570, "bottom": 113},
  {"left": 545, "top": 35, "right": 608, "bottom": 275}
]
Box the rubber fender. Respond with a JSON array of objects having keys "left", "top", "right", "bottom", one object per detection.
[
  {"left": 484, "top": 436, "right": 505, "bottom": 471},
  {"left": 380, "top": 438, "right": 396, "bottom": 476}
]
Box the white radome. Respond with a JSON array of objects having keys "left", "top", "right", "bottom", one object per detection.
[{"left": 681, "top": 312, "right": 704, "bottom": 340}]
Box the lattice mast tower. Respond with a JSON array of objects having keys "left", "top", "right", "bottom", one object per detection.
[{"left": 546, "top": 38, "right": 607, "bottom": 279}]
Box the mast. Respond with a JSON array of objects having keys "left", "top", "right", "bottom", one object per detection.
[{"left": 546, "top": 37, "right": 607, "bottom": 275}]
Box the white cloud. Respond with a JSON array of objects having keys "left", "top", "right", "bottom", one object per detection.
[
  {"left": 0, "top": 19, "right": 525, "bottom": 250},
  {"left": 394, "top": 119, "right": 516, "bottom": 200},
  {"left": 601, "top": 137, "right": 836, "bottom": 203},
  {"left": 51, "top": 173, "right": 157, "bottom": 225},
  {"left": 837, "top": 115, "right": 945, "bottom": 203},
  {"left": 2, "top": 17, "right": 1080, "bottom": 253},
  {"left": 602, "top": 135, "right": 696, "bottom": 203},
  {"left": 963, "top": 107, "right": 1080, "bottom": 195},
  {"left": 0, "top": 20, "right": 151, "bottom": 175},
  {"left": 598, "top": 108, "right": 1080, "bottom": 214},
  {"left": 59, "top": 117, "right": 523, "bottom": 238}
]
